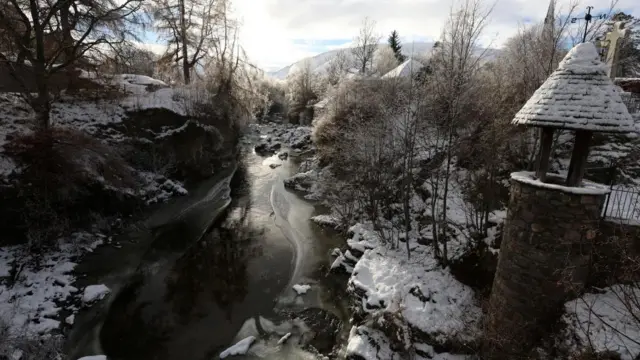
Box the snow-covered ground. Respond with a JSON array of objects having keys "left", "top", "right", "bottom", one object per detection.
[
  {"left": 563, "top": 284, "right": 640, "bottom": 360},
  {"left": 0, "top": 232, "right": 107, "bottom": 336},
  {"left": 344, "top": 224, "right": 482, "bottom": 354}
]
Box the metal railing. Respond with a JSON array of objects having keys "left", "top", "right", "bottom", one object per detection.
[
  {"left": 602, "top": 186, "right": 640, "bottom": 222},
  {"left": 587, "top": 166, "right": 640, "bottom": 223}
]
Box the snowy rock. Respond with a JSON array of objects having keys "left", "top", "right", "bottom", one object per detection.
[
  {"left": 346, "top": 325, "right": 401, "bottom": 360},
  {"left": 311, "top": 215, "right": 342, "bottom": 230},
  {"left": 82, "top": 284, "right": 111, "bottom": 303},
  {"left": 330, "top": 252, "right": 355, "bottom": 274},
  {"left": 65, "top": 314, "right": 75, "bottom": 325},
  {"left": 292, "top": 284, "right": 311, "bottom": 295},
  {"left": 269, "top": 163, "right": 281, "bottom": 169},
  {"left": 219, "top": 336, "right": 256, "bottom": 358},
  {"left": 346, "top": 224, "right": 482, "bottom": 347},
  {"left": 249, "top": 124, "right": 313, "bottom": 153},
  {"left": 255, "top": 140, "right": 282, "bottom": 155},
  {"left": 283, "top": 170, "right": 317, "bottom": 193},
  {"left": 277, "top": 332, "right": 292, "bottom": 345},
  {"left": 294, "top": 307, "right": 342, "bottom": 354}
]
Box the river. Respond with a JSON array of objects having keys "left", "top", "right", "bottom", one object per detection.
[{"left": 66, "top": 145, "right": 348, "bottom": 360}]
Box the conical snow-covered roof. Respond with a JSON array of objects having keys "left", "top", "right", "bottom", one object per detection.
[
  {"left": 382, "top": 58, "right": 424, "bottom": 78},
  {"left": 512, "top": 42, "right": 634, "bottom": 133}
]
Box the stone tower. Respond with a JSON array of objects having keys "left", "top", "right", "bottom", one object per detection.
[{"left": 484, "top": 42, "right": 635, "bottom": 359}]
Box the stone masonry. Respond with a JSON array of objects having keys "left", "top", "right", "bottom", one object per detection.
[{"left": 485, "top": 175, "right": 607, "bottom": 359}]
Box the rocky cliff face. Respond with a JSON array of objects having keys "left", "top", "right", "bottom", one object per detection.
[{"left": 0, "top": 75, "right": 239, "bottom": 247}]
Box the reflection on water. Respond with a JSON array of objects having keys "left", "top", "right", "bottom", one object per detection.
[
  {"left": 99, "top": 155, "right": 295, "bottom": 360},
  {"left": 90, "top": 149, "right": 346, "bottom": 360}
]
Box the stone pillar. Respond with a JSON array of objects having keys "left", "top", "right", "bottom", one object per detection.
[{"left": 484, "top": 172, "right": 609, "bottom": 359}]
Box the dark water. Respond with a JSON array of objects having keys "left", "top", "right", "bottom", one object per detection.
[{"left": 68, "top": 149, "right": 346, "bottom": 360}]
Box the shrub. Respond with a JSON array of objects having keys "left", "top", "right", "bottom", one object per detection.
[
  {"left": 0, "top": 318, "right": 66, "bottom": 360},
  {"left": 1, "top": 128, "right": 137, "bottom": 250}
]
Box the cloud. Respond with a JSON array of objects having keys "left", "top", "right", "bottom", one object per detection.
[
  {"left": 184, "top": 0, "right": 640, "bottom": 71},
  {"left": 133, "top": 41, "right": 167, "bottom": 56}
]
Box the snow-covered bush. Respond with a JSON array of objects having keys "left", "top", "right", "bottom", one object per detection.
[
  {"left": 312, "top": 78, "right": 419, "bottom": 240},
  {"left": 255, "top": 77, "right": 287, "bottom": 121},
  {"left": 285, "top": 59, "right": 324, "bottom": 124},
  {"left": 373, "top": 45, "right": 400, "bottom": 76}
]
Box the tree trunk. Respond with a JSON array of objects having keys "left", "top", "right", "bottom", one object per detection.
[
  {"left": 30, "top": 0, "right": 50, "bottom": 130},
  {"left": 60, "top": 4, "right": 74, "bottom": 61},
  {"left": 179, "top": 0, "right": 190, "bottom": 84},
  {"left": 60, "top": 3, "right": 77, "bottom": 92},
  {"left": 440, "top": 122, "right": 455, "bottom": 267}
]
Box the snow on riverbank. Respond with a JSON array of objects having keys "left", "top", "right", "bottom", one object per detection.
[
  {"left": 292, "top": 284, "right": 311, "bottom": 295},
  {"left": 250, "top": 123, "right": 314, "bottom": 155},
  {"left": 563, "top": 284, "right": 640, "bottom": 360},
  {"left": 0, "top": 233, "right": 107, "bottom": 336},
  {"left": 219, "top": 336, "right": 256, "bottom": 358},
  {"left": 82, "top": 284, "right": 111, "bottom": 303},
  {"left": 275, "top": 146, "right": 496, "bottom": 358},
  {"left": 345, "top": 224, "right": 482, "bottom": 345}
]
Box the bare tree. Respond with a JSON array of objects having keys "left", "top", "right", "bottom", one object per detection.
[
  {"left": 285, "top": 59, "right": 321, "bottom": 124},
  {"left": 0, "top": 0, "right": 144, "bottom": 129},
  {"left": 373, "top": 45, "right": 399, "bottom": 76},
  {"left": 421, "top": 0, "right": 492, "bottom": 266},
  {"left": 326, "top": 49, "right": 350, "bottom": 86},
  {"left": 351, "top": 17, "right": 380, "bottom": 75},
  {"left": 103, "top": 42, "right": 157, "bottom": 76},
  {"left": 152, "top": 0, "right": 226, "bottom": 84},
  {"left": 395, "top": 79, "right": 423, "bottom": 259}
]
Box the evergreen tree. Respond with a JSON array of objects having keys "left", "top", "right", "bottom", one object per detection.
[{"left": 388, "top": 30, "right": 406, "bottom": 64}]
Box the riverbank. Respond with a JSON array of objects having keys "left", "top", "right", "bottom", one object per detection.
[
  {"left": 281, "top": 149, "right": 507, "bottom": 359},
  {"left": 0, "top": 161, "right": 238, "bottom": 358},
  {"left": 0, "top": 74, "right": 241, "bottom": 358}
]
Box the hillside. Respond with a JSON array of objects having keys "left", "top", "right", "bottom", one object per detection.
[{"left": 268, "top": 42, "right": 436, "bottom": 80}]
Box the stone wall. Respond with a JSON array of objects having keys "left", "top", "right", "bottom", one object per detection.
[{"left": 485, "top": 176, "right": 607, "bottom": 359}]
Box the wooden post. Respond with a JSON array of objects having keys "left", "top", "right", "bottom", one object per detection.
[
  {"left": 566, "top": 130, "right": 593, "bottom": 187},
  {"left": 536, "top": 127, "right": 555, "bottom": 182}
]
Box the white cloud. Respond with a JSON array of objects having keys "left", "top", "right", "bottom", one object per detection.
[
  {"left": 233, "top": 0, "right": 639, "bottom": 71},
  {"left": 133, "top": 41, "right": 167, "bottom": 56}
]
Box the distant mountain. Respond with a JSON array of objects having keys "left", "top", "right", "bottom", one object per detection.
[{"left": 268, "top": 42, "right": 436, "bottom": 80}]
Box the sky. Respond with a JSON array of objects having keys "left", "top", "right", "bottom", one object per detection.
[{"left": 229, "top": 0, "right": 639, "bottom": 72}]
